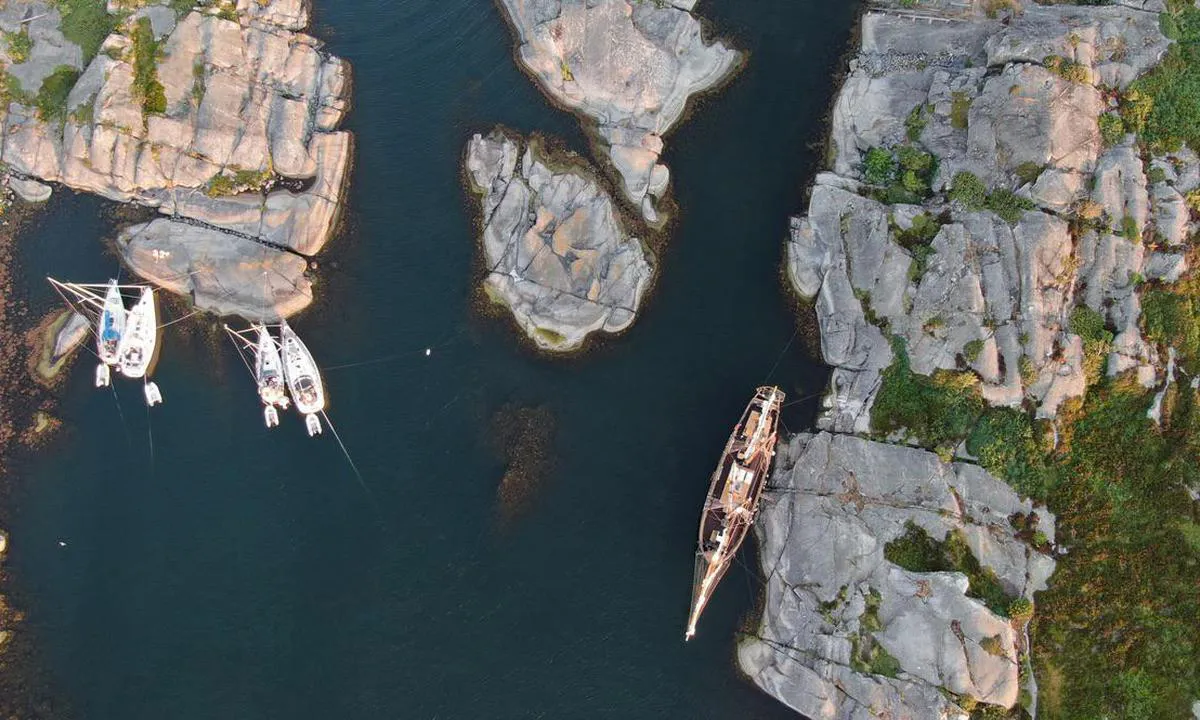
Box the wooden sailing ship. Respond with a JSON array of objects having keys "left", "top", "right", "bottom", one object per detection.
[{"left": 686, "top": 386, "right": 785, "bottom": 641}]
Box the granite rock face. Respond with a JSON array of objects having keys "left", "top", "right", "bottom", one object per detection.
[
  {"left": 739, "top": 432, "right": 1055, "bottom": 720},
  {"left": 0, "top": 0, "right": 352, "bottom": 319},
  {"left": 466, "top": 129, "right": 652, "bottom": 352},
  {"left": 790, "top": 1, "right": 1183, "bottom": 431},
  {"left": 496, "top": 0, "right": 738, "bottom": 226}
]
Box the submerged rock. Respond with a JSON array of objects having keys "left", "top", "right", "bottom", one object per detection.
[
  {"left": 30, "top": 309, "right": 88, "bottom": 383},
  {"left": 465, "top": 129, "right": 652, "bottom": 352},
  {"left": 739, "top": 432, "right": 1055, "bottom": 720},
  {"left": 0, "top": 0, "right": 352, "bottom": 319},
  {"left": 496, "top": 0, "right": 739, "bottom": 226}
]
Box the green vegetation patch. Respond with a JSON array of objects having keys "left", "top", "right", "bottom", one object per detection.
[
  {"left": 947, "top": 172, "right": 1033, "bottom": 223},
  {"left": 905, "top": 103, "right": 929, "bottom": 141},
  {"left": 34, "top": 65, "right": 81, "bottom": 123},
  {"left": 1069, "top": 305, "right": 1114, "bottom": 384},
  {"left": 884, "top": 521, "right": 1017, "bottom": 616},
  {"left": 1141, "top": 275, "right": 1200, "bottom": 372},
  {"left": 5, "top": 28, "right": 33, "bottom": 64},
  {"left": 1127, "top": 3, "right": 1200, "bottom": 150},
  {"left": 1098, "top": 112, "right": 1126, "bottom": 146},
  {"left": 51, "top": 0, "right": 117, "bottom": 63},
  {"left": 1044, "top": 55, "right": 1090, "bottom": 84},
  {"left": 0, "top": 69, "right": 34, "bottom": 106},
  {"left": 950, "top": 91, "right": 971, "bottom": 130},
  {"left": 1013, "top": 162, "right": 1044, "bottom": 186},
  {"left": 872, "top": 337, "right": 984, "bottom": 453},
  {"left": 967, "top": 408, "right": 1055, "bottom": 501},
  {"left": 1035, "top": 378, "right": 1200, "bottom": 720},
  {"left": 205, "top": 167, "right": 273, "bottom": 197},
  {"left": 131, "top": 17, "right": 166, "bottom": 115},
  {"left": 533, "top": 327, "right": 567, "bottom": 346},
  {"left": 862, "top": 145, "right": 938, "bottom": 204}
]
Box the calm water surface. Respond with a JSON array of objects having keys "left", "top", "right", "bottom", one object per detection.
[{"left": 8, "top": 1, "right": 859, "bottom": 717}]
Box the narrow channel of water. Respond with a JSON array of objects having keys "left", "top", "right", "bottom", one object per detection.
[{"left": 7, "top": 1, "right": 860, "bottom": 717}]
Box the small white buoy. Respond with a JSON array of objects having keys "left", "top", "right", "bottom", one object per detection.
[{"left": 425, "top": 348, "right": 431, "bottom": 356}]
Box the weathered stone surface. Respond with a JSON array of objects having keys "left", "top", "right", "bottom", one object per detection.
[
  {"left": 466, "top": 129, "right": 652, "bottom": 351},
  {"left": 52, "top": 312, "right": 88, "bottom": 359},
  {"left": 496, "top": 0, "right": 738, "bottom": 225},
  {"left": 118, "top": 219, "right": 312, "bottom": 321},
  {"left": 7, "top": 176, "right": 51, "bottom": 203},
  {"left": 789, "top": 2, "right": 1177, "bottom": 426},
  {"left": 739, "top": 432, "right": 1054, "bottom": 720},
  {"left": 0, "top": 0, "right": 352, "bottom": 318}
]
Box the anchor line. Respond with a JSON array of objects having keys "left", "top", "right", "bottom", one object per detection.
[
  {"left": 108, "top": 383, "right": 134, "bottom": 456},
  {"left": 319, "top": 410, "right": 389, "bottom": 534},
  {"left": 145, "top": 393, "right": 156, "bottom": 477}
]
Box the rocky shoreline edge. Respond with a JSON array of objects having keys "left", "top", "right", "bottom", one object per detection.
[{"left": 740, "top": 0, "right": 1200, "bottom": 718}]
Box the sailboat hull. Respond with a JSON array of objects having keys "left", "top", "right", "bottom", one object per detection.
[
  {"left": 280, "top": 321, "right": 326, "bottom": 417},
  {"left": 118, "top": 287, "right": 158, "bottom": 379},
  {"left": 96, "top": 280, "right": 126, "bottom": 366},
  {"left": 685, "top": 386, "right": 785, "bottom": 640}
]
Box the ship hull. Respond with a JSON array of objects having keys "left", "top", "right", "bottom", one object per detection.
[
  {"left": 117, "top": 287, "right": 157, "bottom": 379},
  {"left": 686, "top": 386, "right": 785, "bottom": 640},
  {"left": 280, "top": 320, "right": 326, "bottom": 416}
]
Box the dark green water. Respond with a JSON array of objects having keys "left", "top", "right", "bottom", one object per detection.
[{"left": 7, "top": 1, "right": 859, "bottom": 717}]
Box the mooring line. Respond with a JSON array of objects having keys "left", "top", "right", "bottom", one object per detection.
[{"left": 763, "top": 326, "right": 800, "bottom": 385}]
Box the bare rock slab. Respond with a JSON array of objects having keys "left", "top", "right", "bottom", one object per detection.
[
  {"left": 496, "top": 0, "right": 739, "bottom": 225},
  {"left": 466, "top": 129, "right": 652, "bottom": 352},
  {"left": 739, "top": 432, "right": 1055, "bottom": 720},
  {"left": 0, "top": 0, "right": 353, "bottom": 319},
  {"left": 118, "top": 219, "right": 312, "bottom": 321}
]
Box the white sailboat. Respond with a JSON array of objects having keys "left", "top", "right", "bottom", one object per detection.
[
  {"left": 255, "top": 324, "right": 290, "bottom": 428},
  {"left": 117, "top": 286, "right": 163, "bottom": 406},
  {"left": 48, "top": 277, "right": 164, "bottom": 404},
  {"left": 95, "top": 279, "right": 126, "bottom": 388},
  {"left": 280, "top": 319, "right": 325, "bottom": 437}
]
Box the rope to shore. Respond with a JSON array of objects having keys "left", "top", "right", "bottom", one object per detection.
[{"left": 763, "top": 326, "right": 800, "bottom": 385}]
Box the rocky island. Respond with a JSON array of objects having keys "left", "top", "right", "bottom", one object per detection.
[
  {"left": 0, "top": 0, "right": 352, "bottom": 319},
  {"left": 496, "top": 0, "right": 739, "bottom": 226},
  {"left": 743, "top": 1, "right": 1200, "bottom": 718},
  {"left": 466, "top": 129, "right": 652, "bottom": 352}
]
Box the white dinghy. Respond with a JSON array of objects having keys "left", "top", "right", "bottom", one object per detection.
[
  {"left": 95, "top": 279, "right": 126, "bottom": 388},
  {"left": 280, "top": 320, "right": 325, "bottom": 437},
  {"left": 117, "top": 286, "right": 163, "bottom": 406}
]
